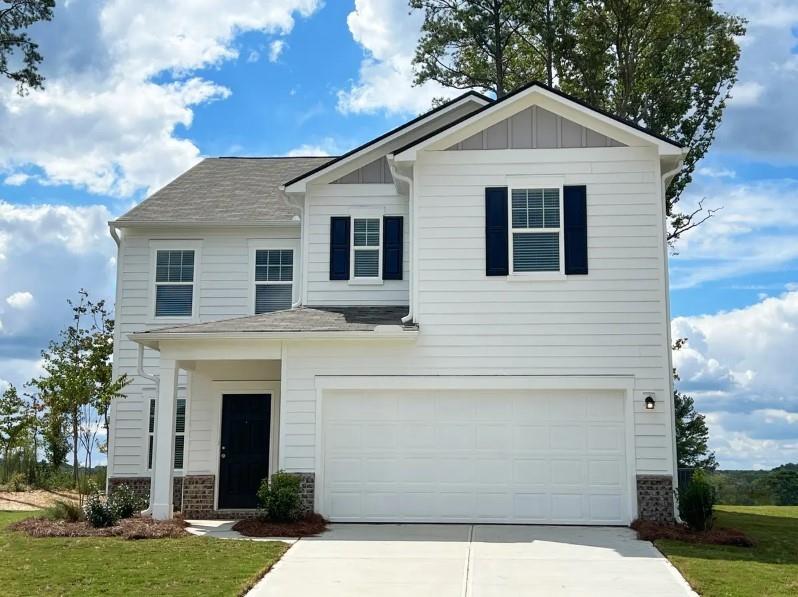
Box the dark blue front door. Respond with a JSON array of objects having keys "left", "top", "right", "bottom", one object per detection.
[{"left": 218, "top": 394, "right": 271, "bottom": 509}]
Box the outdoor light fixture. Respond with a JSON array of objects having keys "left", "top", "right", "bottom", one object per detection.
[{"left": 644, "top": 394, "right": 656, "bottom": 410}]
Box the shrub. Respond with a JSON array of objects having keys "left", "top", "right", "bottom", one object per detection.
[
  {"left": 7, "top": 472, "right": 27, "bottom": 492},
  {"left": 678, "top": 469, "right": 716, "bottom": 531},
  {"left": 257, "top": 471, "right": 302, "bottom": 522},
  {"left": 109, "top": 484, "right": 146, "bottom": 519},
  {"left": 43, "top": 499, "right": 84, "bottom": 522},
  {"left": 83, "top": 481, "right": 118, "bottom": 528}
]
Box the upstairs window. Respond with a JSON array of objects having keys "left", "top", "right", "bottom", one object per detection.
[
  {"left": 255, "top": 249, "right": 293, "bottom": 313},
  {"left": 155, "top": 250, "right": 194, "bottom": 316},
  {"left": 510, "top": 188, "right": 562, "bottom": 273},
  {"left": 352, "top": 218, "right": 381, "bottom": 278}
]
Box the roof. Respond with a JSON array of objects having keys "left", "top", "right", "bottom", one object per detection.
[
  {"left": 282, "top": 90, "right": 491, "bottom": 189},
  {"left": 393, "top": 81, "right": 684, "bottom": 157},
  {"left": 138, "top": 306, "right": 412, "bottom": 335},
  {"left": 114, "top": 156, "right": 334, "bottom": 226}
]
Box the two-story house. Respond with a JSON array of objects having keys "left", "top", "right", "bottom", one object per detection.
[{"left": 107, "top": 82, "right": 685, "bottom": 525}]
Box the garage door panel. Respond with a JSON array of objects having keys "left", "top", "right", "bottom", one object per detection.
[{"left": 322, "top": 389, "right": 629, "bottom": 524}]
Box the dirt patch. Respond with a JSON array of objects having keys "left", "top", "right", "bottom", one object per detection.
[
  {"left": 632, "top": 519, "right": 754, "bottom": 547},
  {"left": 10, "top": 516, "right": 188, "bottom": 540},
  {"left": 0, "top": 489, "right": 80, "bottom": 511},
  {"left": 233, "top": 513, "right": 328, "bottom": 537}
]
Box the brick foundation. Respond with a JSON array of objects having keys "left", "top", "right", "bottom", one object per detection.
[
  {"left": 636, "top": 475, "right": 675, "bottom": 522},
  {"left": 107, "top": 476, "right": 183, "bottom": 512},
  {"left": 289, "top": 472, "right": 315, "bottom": 514},
  {"left": 180, "top": 475, "right": 215, "bottom": 518}
]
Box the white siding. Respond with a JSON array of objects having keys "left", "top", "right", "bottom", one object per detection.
[
  {"left": 280, "top": 146, "right": 673, "bottom": 477},
  {"left": 109, "top": 227, "right": 297, "bottom": 477},
  {"left": 304, "top": 183, "right": 409, "bottom": 305}
]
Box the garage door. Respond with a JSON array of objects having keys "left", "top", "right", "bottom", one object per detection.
[{"left": 321, "top": 389, "right": 630, "bottom": 524}]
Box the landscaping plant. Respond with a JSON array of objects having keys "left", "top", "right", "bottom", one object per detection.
[
  {"left": 257, "top": 471, "right": 302, "bottom": 522},
  {"left": 43, "top": 499, "right": 84, "bottom": 523},
  {"left": 83, "top": 481, "right": 118, "bottom": 528},
  {"left": 109, "top": 483, "right": 146, "bottom": 519},
  {"left": 679, "top": 469, "right": 716, "bottom": 531}
]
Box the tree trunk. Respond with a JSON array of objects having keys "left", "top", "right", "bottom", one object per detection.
[{"left": 72, "top": 407, "right": 79, "bottom": 488}]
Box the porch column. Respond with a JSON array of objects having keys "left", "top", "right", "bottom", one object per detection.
[{"left": 151, "top": 358, "right": 178, "bottom": 520}]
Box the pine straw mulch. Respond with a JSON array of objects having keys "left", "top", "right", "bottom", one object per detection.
[
  {"left": 631, "top": 519, "right": 755, "bottom": 547},
  {"left": 10, "top": 515, "right": 189, "bottom": 540},
  {"left": 233, "top": 513, "right": 328, "bottom": 537}
]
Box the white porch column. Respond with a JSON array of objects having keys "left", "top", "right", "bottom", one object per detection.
[{"left": 151, "top": 358, "right": 178, "bottom": 520}]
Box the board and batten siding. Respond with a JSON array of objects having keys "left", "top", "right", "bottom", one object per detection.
[
  {"left": 303, "top": 183, "right": 410, "bottom": 305},
  {"left": 279, "top": 145, "right": 673, "bottom": 477},
  {"left": 108, "top": 226, "right": 298, "bottom": 478}
]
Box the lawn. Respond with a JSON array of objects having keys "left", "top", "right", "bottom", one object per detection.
[
  {"left": 657, "top": 505, "right": 798, "bottom": 597},
  {"left": 0, "top": 511, "right": 288, "bottom": 596}
]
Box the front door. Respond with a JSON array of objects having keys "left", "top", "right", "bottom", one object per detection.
[{"left": 218, "top": 394, "right": 271, "bottom": 509}]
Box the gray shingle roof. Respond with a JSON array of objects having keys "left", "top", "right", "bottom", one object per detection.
[
  {"left": 115, "top": 157, "right": 335, "bottom": 225},
  {"left": 143, "top": 306, "right": 411, "bottom": 334}
]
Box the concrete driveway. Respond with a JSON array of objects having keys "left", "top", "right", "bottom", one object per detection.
[{"left": 248, "top": 523, "right": 696, "bottom": 596}]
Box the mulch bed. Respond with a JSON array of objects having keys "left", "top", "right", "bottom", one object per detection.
[
  {"left": 631, "top": 519, "right": 754, "bottom": 547},
  {"left": 10, "top": 516, "right": 188, "bottom": 540},
  {"left": 233, "top": 513, "right": 328, "bottom": 537}
]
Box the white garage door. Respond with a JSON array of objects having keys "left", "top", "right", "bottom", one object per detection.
[{"left": 321, "top": 389, "right": 630, "bottom": 524}]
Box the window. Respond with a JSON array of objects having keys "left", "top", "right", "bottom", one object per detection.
[
  {"left": 510, "top": 188, "right": 562, "bottom": 273},
  {"left": 155, "top": 250, "right": 194, "bottom": 316},
  {"left": 352, "top": 218, "right": 381, "bottom": 278},
  {"left": 147, "top": 398, "right": 187, "bottom": 471},
  {"left": 255, "top": 249, "right": 293, "bottom": 313}
]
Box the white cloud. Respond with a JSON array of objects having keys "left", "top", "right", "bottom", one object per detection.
[
  {"left": 269, "top": 40, "right": 286, "bottom": 62},
  {"left": 284, "top": 137, "right": 341, "bottom": 157},
  {"left": 0, "top": 377, "right": 8, "bottom": 392},
  {"left": 337, "top": 0, "right": 461, "bottom": 115},
  {"left": 247, "top": 50, "right": 261, "bottom": 63},
  {"left": 672, "top": 290, "right": 798, "bottom": 468},
  {"left": 697, "top": 166, "right": 736, "bottom": 179},
  {"left": 670, "top": 178, "right": 798, "bottom": 289},
  {"left": 3, "top": 173, "right": 30, "bottom": 186},
  {"left": 6, "top": 291, "right": 34, "bottom": 310},
  {"left": 0, "top": 0, "right": 323, "bottom": 197},
  {"left": 0, "top": 201, "right": 115, "bottom": 360},
  {"left": 729, "top": 81, "right": 765, "bottom": 107}
]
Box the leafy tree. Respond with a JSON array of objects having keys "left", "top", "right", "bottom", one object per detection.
[
  {"left": 0, "top": 384, "right": 32, "bottom": 480},
  {"left": 410, "top": 0, "right": 746, "bottom": 242},
  {"left": 768, "top": 467, "right": 798, "bottom": 506},
  {"left": 674, "top": 389, "right": 717, "bottom": 470},
  {"left": 0, "top": 0, "right": 55, "bottom": 94}
]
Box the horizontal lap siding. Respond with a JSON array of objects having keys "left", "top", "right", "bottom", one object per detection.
[
  {"left": 109, "top": 227, "right": 298, "bottom": 477},
  {"left": 305, "top": 184, "right": 409, "bottom": 305},
  {"left": 281, "top": 147, "right": 672, "bottom": 476}
]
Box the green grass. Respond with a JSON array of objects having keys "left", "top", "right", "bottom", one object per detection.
[
  {"left": 657, "top": 505, "right": 798, "bottom": 597},
  {"left": 0, "top": 511, "right": 288, "bottom": 596}
]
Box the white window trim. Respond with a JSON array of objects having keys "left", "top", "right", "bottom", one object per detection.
[
  {"left": 507, "top": 182, "right": 566, "bottom": 279},
  {"left": 350, "top": 215, "right": 383, "bottom": 284},
  {"left": 248, "top": 241, "right": 298, "bottom": 314},
  {"left": 148, "top": 240, "right": 202, "bottom": 324}
]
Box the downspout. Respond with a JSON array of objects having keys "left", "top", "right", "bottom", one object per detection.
[
  {"left": 387, "top": 156, "right": 414, "bottom": 324},
  {"left": 661, "top": 153, "right": 686, "bottom": 517},
  {"left": 279, "top": 187, "right": 304, "bottom": 309}
]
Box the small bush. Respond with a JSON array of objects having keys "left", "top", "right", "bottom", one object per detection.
[
  {"left": 43, "top": 499, "right": 84, "bottom": 522},
  {"left": 109, "top": 484, "right": 146, "bottom": 519},
  {"left": 83, "top": 481, "right": 118, "bottom": 528},
  {"left": 257, "top": 471, "right": 302, "bottom": 522},
  {"left": 678, "top": 469, "right": 716, "bottom": 531},
  {"left": 7, "top": 472, "right": 28, "bottom": 492}
]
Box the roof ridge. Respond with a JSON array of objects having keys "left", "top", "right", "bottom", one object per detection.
[{"left": 213, "top": 155, "right": 338, "bottom": 160}]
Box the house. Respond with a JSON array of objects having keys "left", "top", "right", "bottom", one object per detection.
[{"left": 106, "top": 82, "right": 685, "bottom": 525}]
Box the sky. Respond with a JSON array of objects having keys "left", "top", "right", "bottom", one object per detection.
[{"left": 0, "top": 0, "right": 796, "bottom": 470}]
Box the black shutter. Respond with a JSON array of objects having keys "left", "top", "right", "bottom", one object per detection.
[
  {"left": 564, "top": 185, "right": 588, "bottom": 275},
  {"left": 383, "top": 216, "right": 403, "bottom": 280},
  {"left": 329, "top": 216, "right": 351, "bottom": 280},
  {"left": 485, "top": 187, "right": 509, "bottom": 276}
]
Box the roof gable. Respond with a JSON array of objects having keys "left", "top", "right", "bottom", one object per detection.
[{"left": 393, "top": 81, "right": 683, "bottom": 161}]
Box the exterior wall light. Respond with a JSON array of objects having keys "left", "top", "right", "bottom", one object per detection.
[{"left": 644, "top": 395, "right": 656, "bottom": 410}]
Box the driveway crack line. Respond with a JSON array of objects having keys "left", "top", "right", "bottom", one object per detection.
[{"left": 463, "top": 524, "right": 475, "bottom": 597}]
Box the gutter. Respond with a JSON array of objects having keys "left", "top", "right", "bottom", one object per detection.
[{"left": 387, "top": 156, "right": 415, "bottom": 324}]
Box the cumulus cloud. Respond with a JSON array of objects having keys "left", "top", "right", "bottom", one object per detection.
[
  {"left": 337, "top": 0, "right": 461, "bottom": 115},
  {"left": 269, "top": 40, "right": 287, "bottom": 62},
  {"left": 3, "top": 173, "right": 30, "bottom": 186},
  {"left": 0, "top": 0, "right": 323, "bottom": 197},
  {"left": 6, "top": 292, "right": 34, "bottom": 310},
  {"left": 284, "top": 137, "right": 342, "bottom": 157},
  {"left": 673, "top": 290, "right": 798, "bottom": 468}
]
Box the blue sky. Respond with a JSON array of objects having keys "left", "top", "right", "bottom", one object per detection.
[{"left": 0, "top": 0, "right": 797, "bottom": 469}]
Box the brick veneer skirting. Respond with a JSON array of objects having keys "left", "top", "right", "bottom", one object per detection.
[
  {"left": 180, "top": 475, "right": 215, "bottom": 518},
  {"left": 636, "top": 475, "right": 675, "bottom": 522},
  {"left": 107, "top": 476, "right": 183, "bottom": 512},
  {"left": 289, "top": 472, "right": 315, "bottom": 514}
]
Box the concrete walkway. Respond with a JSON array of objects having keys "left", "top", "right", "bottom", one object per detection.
[
  {"left": 186, "top": 519, "right": 297, "bottom": 543},
  {"left": 246, "top": 523, "right": 696, "bottom": 596}
]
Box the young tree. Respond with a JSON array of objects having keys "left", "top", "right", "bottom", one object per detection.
[
  {"left": 0, "top": 384, "right": 32, "bottom": 480},
  {"left": 0, "top": 0, "right": 55, "bottom": 94},
  {"left": 674, "top": 389, "right": 717, "bottom": 471},
  {"left": 410, "top": 0, "right": 746, "bottom": 242}
]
